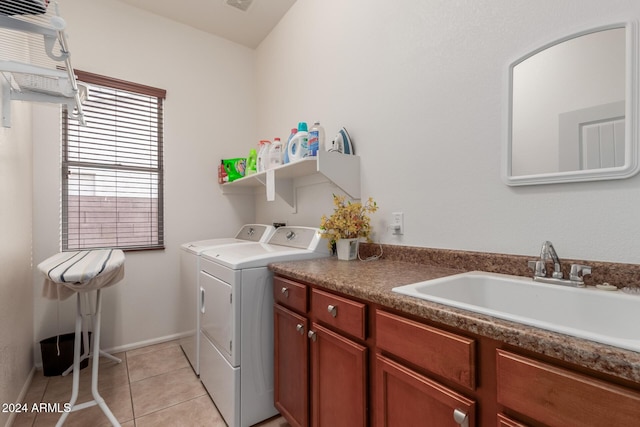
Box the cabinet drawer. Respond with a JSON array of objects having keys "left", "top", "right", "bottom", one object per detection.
[
  {"left": 375, "top": 354, "right": 475, "bottom": 427},
  {"left": 497, "top": 349, "right": 640, "bottom": 427},
  {"left": 375, "top": 310, "right": 475, "bottom": 390},
  {"left": 274, "top": 276, "right": 307, "bottom": 313},
  {"left": 311, "top": 288, "right": 366, "bottom": 340}
]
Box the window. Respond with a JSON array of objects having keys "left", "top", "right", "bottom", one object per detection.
[{"left": 62, "top": 71, "right": 166, "bottom": 251}]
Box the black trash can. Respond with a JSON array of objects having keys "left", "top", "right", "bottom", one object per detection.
[{"left": 40, "top": 332, "right": 90, "bottom": 377}]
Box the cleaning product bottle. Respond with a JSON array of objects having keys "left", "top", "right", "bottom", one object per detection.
[
  {"left": 269, "top": 137, "right": 283, "bottom": 169},
  {"left": 246, "top": 148, "right": 257, "bottom": 175},
  {"left": 283, "top": 128, "right": 297, "bottom": 164},
  {"left": 287, "top": 122, "right": 309, "bottom": 162},
  {"left": 308, "top": 121, "right": 325, "bottom": 156},
  {"left": 257, "top": 139, "right": 271, "bottom": 172}
]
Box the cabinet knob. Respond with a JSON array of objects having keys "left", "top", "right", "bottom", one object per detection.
[
  {"left": 327, "top": 304, "right": 338, "bottom": 317},
  {"left": 296, "top": 323, "right": 305, "bottom": 335},
  {"left": 307, "top": 330, "right": 317, "bottom": 342},
  {"left": 281, "top": 287, "right": 289, "bottom": 298},
  {"left": 453, "top": 408, "right": 469, "bottom": 427}
]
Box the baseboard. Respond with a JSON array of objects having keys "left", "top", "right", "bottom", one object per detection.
[
  {"left": 101, "top": 331, "right": 192, "bottom": 355},
  {"left": 4, "top": 366, "right": 36, "bottom": 427},
  {"left": 33, "top": 331, "right": 192, "bottom": 370}
]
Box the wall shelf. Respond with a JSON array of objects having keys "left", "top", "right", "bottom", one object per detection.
[{"left": 221, "top": 149, "right": 361, "bottom": 208}]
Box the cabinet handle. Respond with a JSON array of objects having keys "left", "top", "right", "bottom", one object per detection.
[
  {"left": 453, "top": 408, "right": 469, "bottom": 427},
  {"left": 281, "top": 287, "right": 289, "bottom": 298},
  {"left": 200, "top": 287, "right": 205, "bottom": 314},
  {"left": 327, "top": 304, "right": 338, "bottom": 317},
  {"left": 296, "top": 323, "right": 305, "bottom": 335},
  {"left": 307, "top": 330, "right": 317, "bottom": 342}
]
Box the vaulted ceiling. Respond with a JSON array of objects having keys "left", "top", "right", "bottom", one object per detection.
[{"left": 118, "top": 0, "right": 296, "bottom": 49}]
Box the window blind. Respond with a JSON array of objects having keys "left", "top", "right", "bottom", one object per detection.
[{"left": 62, "top": 70, "right": 166, "bottom": 251}]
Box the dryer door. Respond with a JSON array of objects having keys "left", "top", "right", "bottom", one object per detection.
[{"left": 199, "top": 270, "right": 239, "bottom": 366}]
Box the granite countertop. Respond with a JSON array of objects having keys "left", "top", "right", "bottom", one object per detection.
[{"left": 269, "top": 257, "right": 640, "bottom": 385}]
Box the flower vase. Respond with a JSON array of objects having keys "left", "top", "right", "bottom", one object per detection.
[{"left": 336, "top": 238, "right": 359, "bottom": 261}]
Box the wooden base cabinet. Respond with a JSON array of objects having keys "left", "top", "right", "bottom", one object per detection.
[
  {"left": 376, "top": 354, "right": 475, "bottom": 427},
  {"left": 273, "top": 276, "right": 368, "bottom": 427},
  {"left": 274, "top": 275, "right": 640, "bottom": 427}
]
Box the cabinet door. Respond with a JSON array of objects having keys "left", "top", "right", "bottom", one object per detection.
[
  {"left": 309, "top": 322, "right": 367, "bottom": 427},
  {"left": 274, "top": 304, "right": 309, "bottom": 427},
  {"left": 376, "top": 354, "right": 476, "bottom": 427}
]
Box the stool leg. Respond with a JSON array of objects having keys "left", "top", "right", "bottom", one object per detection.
[
  {"left": 61, "top": 293, "right": 92, "bottom": 377},
  {"left": 91, "top": 289, "right": 120, "bottom": 426},
  {"left": 55, "top": 293, "right": 83, "bottom": 427}
]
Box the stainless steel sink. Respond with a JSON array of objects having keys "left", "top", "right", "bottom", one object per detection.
[{"left": 392, "top": 271, "right": 640, "bottom": 352}]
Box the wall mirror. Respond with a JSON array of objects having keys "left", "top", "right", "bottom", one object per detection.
[{"left": 503, "top": 22, "right": 640, "bottom": 186}]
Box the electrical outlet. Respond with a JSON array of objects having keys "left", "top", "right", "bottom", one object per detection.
[{"left": 391, "top": 212, "right": 404, "bottom": 235}]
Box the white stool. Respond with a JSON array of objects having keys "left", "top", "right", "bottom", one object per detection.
[
  {"left": 56, "top": 289, "right": 120, "bottom": 426},
  {"left": 38, "top": 249, "right": 125, "bottom": 427},
  {"left": 60, "top": 292, "right": 121, "bottom": 377}
]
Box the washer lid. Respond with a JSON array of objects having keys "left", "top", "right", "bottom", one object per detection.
[
  {"left": 180, "top": 224, "right": 275, "bottom": 254},
  {"left": 180, "top": 238, "right": 250, "bottom": 255}
]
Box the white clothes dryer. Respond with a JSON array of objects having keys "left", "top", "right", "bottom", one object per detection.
[
  {"left": 179, "top": 224, "right": 275, "bottom": 375},
  {"left": 198, "top": 226, "right": 329, "bottom": 427}
]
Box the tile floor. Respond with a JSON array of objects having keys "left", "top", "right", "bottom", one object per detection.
[{"left": 13, "top": 340, "right": 290, "bottom": 427}]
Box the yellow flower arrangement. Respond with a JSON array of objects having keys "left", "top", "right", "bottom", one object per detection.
[{"left": 320, "top": 194, "right": 378, "bottom": 247}]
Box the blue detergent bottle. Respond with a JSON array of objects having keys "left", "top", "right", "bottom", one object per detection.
[{"left": 283, "top": 128, "right": 297, "bottom": 164}]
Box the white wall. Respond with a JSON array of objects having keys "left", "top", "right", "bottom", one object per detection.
[
  {"left": 254, "top": 0, "right": 640, "bottom": 265},
  {"left": 31, "top": 0, "right": 257, "bottom": 362},
  {"left": 0, "top": 86, "right": 34, "bottom": 426},
  {"left": 25, "top": 0, "right": 640, "bottom": 374}
]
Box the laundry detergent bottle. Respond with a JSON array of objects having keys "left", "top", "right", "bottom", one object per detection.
[
  {"left": 283, "top": 128, "right": 297, "bottom": 164},
  {"left": 287, "top": 122, "right": 309, "bottom": 162},
  {"left": 269, "top": 137, "right": 283, "bottom": 169},
  {"left": 257, "top": 140, "right": 271, "bottom": 173},
  {"left": 246, "top": 148, "right": 257, "bottom": 175}
]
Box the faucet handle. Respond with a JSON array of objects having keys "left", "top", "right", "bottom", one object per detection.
[
  {"left": 569, "top": 264, "right": 592, "bottom": 282},
  {"left": 528, "top": 260, "right": 546, "bottom": 277}
]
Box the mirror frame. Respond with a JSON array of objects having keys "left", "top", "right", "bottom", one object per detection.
[{"left": 503, "top": 21, "right": 640, "bottom": 186}]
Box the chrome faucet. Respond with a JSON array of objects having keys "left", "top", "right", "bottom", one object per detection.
[
  {"left": 528, "top": 241, "right": 591, "bottom": 288},
  {"left": 540, "top": 241, "right": 563, "bottom": 279}
]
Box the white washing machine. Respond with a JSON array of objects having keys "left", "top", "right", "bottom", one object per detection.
[
  {"left": 179, "top": 224, "right": 275, "bottom": 375},
  {"left": 198, "top": 226, "right": 329, "bottom": 427}
]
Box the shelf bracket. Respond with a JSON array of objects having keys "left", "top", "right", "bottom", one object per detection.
[
  {"left": 317, "top": 150, "right": 361, "bottom": 200},
  {"left": 275, "top": 177, "right": 295, "bottom": 209},
  {"left": 2, "top": 78, "right": 11, "bottom": 128}
]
